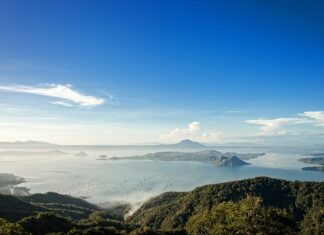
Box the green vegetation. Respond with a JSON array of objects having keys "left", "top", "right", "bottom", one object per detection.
[
  {"left": 299, "top": 207, "right": 324, "bottom": 235},
  {"left": 18, "top": 213, "right": 74, "bottom": 234},
  {"left": 0, "top": 177, "right": 323, "bottom": 234},
  {"left": 0, "top": 219, "right": 27, "bottom": 235},
  {"left": 128, "top": 177, "right": 324, "bottom": 233},
  {"left": 186, "top": 197, "right": 298, "bottom": 235}
]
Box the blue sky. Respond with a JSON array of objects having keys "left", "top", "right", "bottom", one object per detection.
[{"left": 0, "top": 0, "right": 323, "bottom": 145}]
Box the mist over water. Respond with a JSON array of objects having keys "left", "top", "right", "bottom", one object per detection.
[{"left": 1, "top": 145, "right": 324, "bottom": 211}]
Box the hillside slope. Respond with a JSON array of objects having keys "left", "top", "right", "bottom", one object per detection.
[
  {"left": 127, "top": 177, "right": 324, "bottom": 230},
  {"left": 0, "top": 177, "right": 323, "bottom": 234}
]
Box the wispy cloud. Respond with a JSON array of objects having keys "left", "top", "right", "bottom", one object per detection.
[
  {"left": 52, "top": 101, "right": 74, "bottom": 107},
  {"left": 303, "top": 111, "right": 324, "bottom": 126},
  {"left": 245, "top": 118, "right": 308, "bottom": 136},
  {"left": 0, "top": 84, "right": 105, "bottom": 107},
  {"left": 226, "top": 110, "right": 247, "bottom": 114},
  {"left": 160, "top": 121, "right": 222, "bottom": 143},
  {"left": 98, "top": 90, "right": 119, "bottom": 106}
]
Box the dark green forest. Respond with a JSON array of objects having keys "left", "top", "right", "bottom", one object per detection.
[{"left": 0, "top": 177, "right": 323, "bottom": 235}]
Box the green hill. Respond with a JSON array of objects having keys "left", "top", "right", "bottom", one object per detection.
[
  {"left": 22, "top": 192, "right": 98, "bottom": 210},
  {"left": 0, "top": 177, "right": 323, "bottom": 234},
  {"left": 0, "top": 194, "right": 45, "bottom": 221},
  {"left": 127, "top": 177, "right": 324, "bottom": 231},
  {"left": 0, "top": 192, "right": 116, "bottom": 222}
]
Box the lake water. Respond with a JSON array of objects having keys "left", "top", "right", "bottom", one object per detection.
[{"left": 1, "top": 145, "right": 324, "bottom": 208}]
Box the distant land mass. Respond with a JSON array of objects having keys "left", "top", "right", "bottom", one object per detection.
[
  {"left": 0, "top": 140, "right": 57, "bottom": 147},
  {"left": 0, "top": 139, "right": 262, "bottom": 150},
  {"left": 73, "top": 151, "right": 88, "bottom": 157},
  {"left": 96, "top": 155, "right": 108, "bottom": 160},
  {"left": 0, "top": 139, "right": 206, "bottom": 149},
  {"left": 0, "top": 173, "right": 25, "bottom": 188},
  {"left": 299, "top": 157, "right": 324, "bottom": 165},
  {"left": 159, "top": 139, "right": 207, "bottom": 149},
  {"left": 0, "top": 150, "right": 70, "bottom": 156},
  {"left": 215, "top": 142, "right": 259, "bottom": 146},
  {"left": 302, "top": 166, "right": 324, "bottom": 172},
  {"left": 110, "top": 150, "right": 264, "bottom": 167},
  {"left": 302, "top": 152, "right": 324, "bottom": 157},
  {"left": 213, "top": 156, "right": 250, "bottom": 166},
  {"left": 299, "top": 156, "right": 324, "bottom": 172},
  {"left": 0, "top": 173, "right": 29, "bottom": 196}
]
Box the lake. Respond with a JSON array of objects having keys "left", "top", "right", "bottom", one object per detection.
[{"left": 1, "top": 145, "right": 324, "bottom": 208}]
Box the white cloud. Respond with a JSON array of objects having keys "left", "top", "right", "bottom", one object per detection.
[
  {"left": 303, "top": 111, "right": 324, "bottom": 126},
  {"left": 246, "top": 111, "right": 324, "bottom": 137},
  {"left": 52, "top": 101, "right": 74, "bottom": 107},
  {"left": 245, "top": 118, "right": 307, "bottom": 136},
  {"left": 0, "top": 84, "right": 105, "bottom": 107},
  {"left": 160, "top": 121, "right": 222, "bottom": 143}
]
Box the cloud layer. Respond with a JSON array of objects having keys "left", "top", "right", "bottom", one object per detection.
[
  {"left": 246, "top": 111, "right": 324, "bottom": 137},
  {"left": 0, "top": 84, "right": 105, "bottom": 107},
  {"left": 245, "top": 118, "right": 307, "bottom": 136},
  {"left": 160, "top": 121, "right": 221, "bottom": 143},
  {"left": 303, "top": 111, "right": 324, "bottom": 126}
]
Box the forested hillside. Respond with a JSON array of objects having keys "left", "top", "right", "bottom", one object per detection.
[
  {"left": 0, "top": 177, "right": 323, "bottom": 234},
  {"left": 128, "top": 177, "right": 324, "bottom": 234}
]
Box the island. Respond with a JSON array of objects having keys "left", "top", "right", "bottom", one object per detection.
[
  {"left": 96, "top": 155, "right": 108, "bottom": 160},
  {"left": 73, "top": 151, "right": 88, "bottom": 157},
  {"left": 299, "top": 156, "right": 324, "bottom": 172},
  {"left": 0, "top": 173, "right": 30, "bottom": 196},
  {"left": 302, "top": 166, "right": 324, "bottom": 172},
  {"left": 213, "top": 155, "right": 250, "bottom": 166},
  {"left": 299, "top": 157, "right": 324, "bottom": 165},
  {"left": 110, "top": 150, "right": 264, "bottom": 167},
  {"left": 302, "top": 152, "right": 324, "bottom": 157}
]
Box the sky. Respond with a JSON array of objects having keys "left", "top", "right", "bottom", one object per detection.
[{"left": 0, "top": 0, "right": 323, "bottom": 145}]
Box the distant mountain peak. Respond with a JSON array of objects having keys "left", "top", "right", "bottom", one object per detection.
[
  {"left": 0, "top": 140, "right": 56, "bottom": 146},
  {"left": 175, "top": 139, "right": 206, "bottom": 148},
  {"left": 178, "top": 139, "right": 196, "bottom": 144},
  {"left": 14, "top": 140, "right": 54, "bottom": 145}
]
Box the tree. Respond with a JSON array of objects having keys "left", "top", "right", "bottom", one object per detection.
[
  {"left": 186, "top": 197, "right": 298, "bottom": 235},
  {"left": 18, "top": 212, "right": 73, "bottom": 234},
  {"left": 300, "top": 207, "right": 324, "bottom": 235},
  {"left": 0, "top": 218, "right": 27, "bottom": 235}
]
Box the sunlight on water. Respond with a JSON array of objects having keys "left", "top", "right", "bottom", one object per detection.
[{"left": 0, "top": 146, "right": 323, "bottom": 207}]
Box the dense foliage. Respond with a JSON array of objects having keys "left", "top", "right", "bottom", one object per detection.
[
  {"left": 128, "top": 177, "right": 324, "bottom": 232},
  {"left": 0, "top": 219, "right": 27, "bottom": 235},
  {"left": 186, "top": 197, "right": 298, "bottom": 235},
  {"left": 0, "top": 177, "right": 323, "bottom": 234}
]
